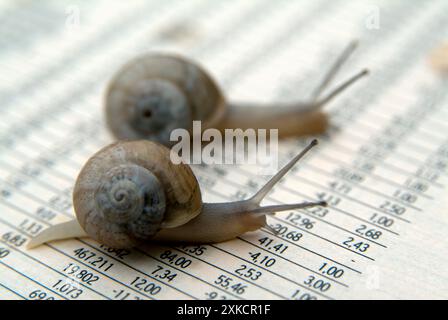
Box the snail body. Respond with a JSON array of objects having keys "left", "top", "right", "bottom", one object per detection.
[
  {"left": 28, "top": 140, "right": 326, "bottom": 249},
  {"left": 105, "top": 42, "right": 368, "bottom": 146}
]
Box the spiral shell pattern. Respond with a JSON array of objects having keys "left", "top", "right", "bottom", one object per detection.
[
  {"left": 73, "top": 140, "right": 202, "bottom": 248},
  {"left": 105, "top": 54, "right": 226, "bottom": 146},
  {"left": 95, "top": 164, "right": 166, "bottom": 240}
]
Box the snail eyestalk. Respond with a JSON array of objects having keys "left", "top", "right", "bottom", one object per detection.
[
  {"left": 247, "top": 201, "right": 327, "bottom": 216},
  {"left": 311, "top": 40, "right": 359, "bottom": 100},
  {"left": 239, "top": 139, "right": 326, "bottom": 216},
  {"left": 250, "top": 139, "right": 318, "bottom": 204},
  {"left": 316, "top": 68, "right": 369, "bottom": 108},
  {"left": 153, "top": 139, "right": 327, "bottom": 244}
]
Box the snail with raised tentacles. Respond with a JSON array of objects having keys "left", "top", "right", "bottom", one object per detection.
[
  {"left": 105, "top": 41, "right": 368, "bottom": 146},
  {"left": 28, "top": 139, "right": 326, "bottom": 249}
]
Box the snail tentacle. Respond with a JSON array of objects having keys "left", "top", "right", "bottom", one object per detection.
[{"left": 154, "top": 139, "right": 326, "bottom": 243}]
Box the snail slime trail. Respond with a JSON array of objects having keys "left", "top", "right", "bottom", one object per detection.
[{"left": 169, "top": 120, "right": 279, "bottom": 170}]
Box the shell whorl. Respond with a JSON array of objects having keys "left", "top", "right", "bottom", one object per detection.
[
  {"left": 95, "top": 164, "right": 166, "bottom": 239},
  {"left": 73, "top": 140, "right": 202, "bottom": 248},
  {"left": 105, "top": 54, "right": 226, "bottom": 146}
]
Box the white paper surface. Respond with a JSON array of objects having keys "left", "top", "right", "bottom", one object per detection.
[{"left": 0, "top": 0, "right": 447, "bottom": 299}]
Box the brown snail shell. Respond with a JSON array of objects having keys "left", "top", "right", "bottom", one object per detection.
[
  {"left": 105, "top": 54, "right": 226, "bottom": 146},
  {"left": 73, "top": 140, "right": 202, "bottom": 248}
]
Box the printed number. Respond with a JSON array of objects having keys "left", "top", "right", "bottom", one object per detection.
[
  {"left": 63, "top": 263, "right": 99, "bottom": 285},
  {"left": 291, "top": 289, "right": 317, "bottom": 300},
  {"left": 214, "top": 275, "right": 247, "bottom": 295},
  {"left": 248, "top": 252, "right": 276, "bottom": 268},
  {"left": 334, "top": 168, "right": 364, "bottom": 183},
  {"left": 1, "top": 232, "right": 27, "bottom": 247},
  {"left": 235, "top": 265, "right": 262, "bottom": 281},
  {"left": 73, "top": 248, "right": 114, "bottom": 271},
  {"left": 285, "top": 213, "right": 315, "bottom": 229},
  {"left": 328, "top": 181, "right": 352, "bottom": 194},
  {"left": 130, "top": 277, "right": 162, "bottom": 296},
  {"left": 269, "top": 224, "right": 302, "bottom": 241},
  {"left": 205, "top": 291, "right": 228, "bottom": 300},
  {"left": 178, "top": 245, "right": 207, "bottom": 256},
  {"left": 29, "top": 289, "right": 55, "bottom": 300},
  {"left": 258, "top": 237, "right": 288, "bottom": 254},
  {"left": 405, "top": 179, "right": 428, "bottom": 193},
  {"left": 343, "top": 237, "right": 370, "bottom": 252},
  {"left": 316, "top": 192, "right": 341, "bottom": 206},
  {"left": 393, "top": 190, "right": 417, "bottom": 204},
  {"left": 379, "top": 201, "right": 406, "bottom": 215},
  {"left": 49, "top": 196, "right": 72, "bottom": 211},
  {"left": 319, "top": 262, "right": 344, "bottom": 278},
  {"left": 303, "top": 275, "right": 331, "bottom": 292},
  {"left": 369, "top": 213, "right": 394, "bottom": 228},
  {"left": 99, "top": 244, "right": 131, "bottom": 260},
  {"left": 52, "top": 279, "right": 83, "bottom": 299},
  {"left": 151, "top": 265, "right": 177, "bottom": 282},
  {"left": 19, "top": 219, "right": 43, "bottom": 235},
  {"left": 35, "top": 207, "right": 57, "bottom": 221},
  {"left": 0, "top": 247, "right": 10, "bottom": 259},
  {"left": 160, "top": 250, "right": 192, "bottom": 268},
  {"left": 355, "top": 225, "right": 382, "bottom": 240},
  {"left": 305, "top": 206, "right": 329, "bottom": 218},
  {"left": 112, "top": 289, "right": 142, "bottom": 300}
]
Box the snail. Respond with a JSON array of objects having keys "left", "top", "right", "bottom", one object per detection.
[
  {"left": 27, "top": 139, "right": 326, "bottom": 249},
  {"left": 105, "top": 41, "right": 368, "bottom": 146}
]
